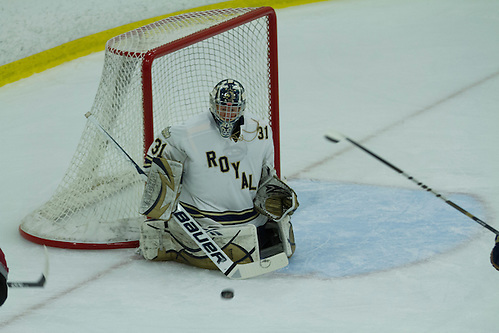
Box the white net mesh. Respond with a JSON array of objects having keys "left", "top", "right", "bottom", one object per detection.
[{"left": 19, "top": 8, "right": 278, "bottom": 248}]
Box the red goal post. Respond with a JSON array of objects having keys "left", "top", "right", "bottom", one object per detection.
[{"left": 19, "top": 7, "right": 281, "bottom": 249}]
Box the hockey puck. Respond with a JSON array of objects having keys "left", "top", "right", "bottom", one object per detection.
[{"left": 221, "top": 289, "right": 234, "bottom": 299}]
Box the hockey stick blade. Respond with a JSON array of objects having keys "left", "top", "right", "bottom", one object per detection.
[
  {"left": 324, "top": 130, "right": 346, "bottom": 143},
  {"left": 7, "top": 246, "right": 49, "bottom": 288},
  {"left": 7, "top": 275, "right": 46, "bottom": 288}
]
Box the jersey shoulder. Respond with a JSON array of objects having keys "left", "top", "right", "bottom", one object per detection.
[
  {"left": 159, "top": 113, "right": 213, "bottom": 141},
  {"left": 241, "top": 112, "right": 273, "bottom": 142}
]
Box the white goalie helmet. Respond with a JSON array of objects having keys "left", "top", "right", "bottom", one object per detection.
[{"left": 209, "top": 79, "right": 246, "bottom": 138}]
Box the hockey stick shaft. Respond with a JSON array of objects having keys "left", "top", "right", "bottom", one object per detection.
[
  {"left": 325, "top": 132, "right": 499, "bottom": 235},
  {"left": 86, "top": 113, "right": 288, "bottom": 278},
  {"left": 85, "top": 112, "right": 147, "bottom": 180},
  {"left": 7, "top": 246, "right": 49, "bottom": 288}
]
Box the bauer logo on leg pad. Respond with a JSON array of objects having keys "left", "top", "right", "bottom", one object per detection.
[{"left": 173, "top": 211, "right": 228, "bottom": 264}]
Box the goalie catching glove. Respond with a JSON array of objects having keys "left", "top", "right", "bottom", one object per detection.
[
  {"left": 254, "top": 166, "right": 299, "bottom": 222},
  {"left": 139, "top": 157, "right": 183, "bottom": 220}
]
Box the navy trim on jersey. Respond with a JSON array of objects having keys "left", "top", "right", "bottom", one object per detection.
[{"left": 180, "top": 202, "right": 259, "bottom": 225}]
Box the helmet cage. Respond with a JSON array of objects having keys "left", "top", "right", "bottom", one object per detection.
[{"left": 210, "top": 79, "right": 246, "bottom": 138}]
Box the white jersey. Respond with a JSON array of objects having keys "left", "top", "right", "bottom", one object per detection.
[{"left": 145, "top": 112, "right": 274, "bottom": 227}]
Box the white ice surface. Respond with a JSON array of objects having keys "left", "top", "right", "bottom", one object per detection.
[{"left": 1, "top": 0, "right": 499, "bottom": 332}]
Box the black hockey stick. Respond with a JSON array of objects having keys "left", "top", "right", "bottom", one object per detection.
[
  {"left": 85, "top": 112, "right": 289, "bottom": 279},
  {"left": 7, "top": 246, "right": 49, "bottom": 288},
  {"left": 325, "top": 130, "right": 499, "bottom": 236}
]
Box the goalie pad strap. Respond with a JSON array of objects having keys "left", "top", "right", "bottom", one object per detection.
[{"left": 139, "top": 157, "right": 183, "bottom": 220}]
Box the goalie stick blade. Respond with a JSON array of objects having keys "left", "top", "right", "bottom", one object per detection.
[
  {"left": 7, "top": 246, "right": 49, "bottom": 288},
  {"left": 226, "top": 252, "right": 289, "bottom": 280}
]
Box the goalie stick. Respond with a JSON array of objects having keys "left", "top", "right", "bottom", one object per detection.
[
  {"left": 7, "top": 246, "right": 49, "bottom": 288},
  {"left": 325, "top": 130, "right": 499, "bottom": 236},
  {"left": 85, "top": 112, "right": 289, "bottom": 279}
]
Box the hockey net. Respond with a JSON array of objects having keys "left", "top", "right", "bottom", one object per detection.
[{"left": 19, "top": 7, "right": 280, "bottom": 249}]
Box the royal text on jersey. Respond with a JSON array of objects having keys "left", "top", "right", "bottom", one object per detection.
[{"left": 206, "top": 151, "right": 257, "bottom": 190}]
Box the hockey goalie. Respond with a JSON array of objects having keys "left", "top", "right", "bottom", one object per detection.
[{"left": 138, "top": 79, "right": 299, "bottom": 270}]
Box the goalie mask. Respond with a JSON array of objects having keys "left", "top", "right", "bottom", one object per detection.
[{"left": 210, "top": 79, "right": 246, "bottom": 138}]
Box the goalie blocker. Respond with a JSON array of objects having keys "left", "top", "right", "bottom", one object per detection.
[{"left": 138, "top": 160, "right": 298, "bottom": 270}]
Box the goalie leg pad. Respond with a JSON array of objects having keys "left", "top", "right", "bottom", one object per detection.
[
  {"left": 139, "top": 219, "right": 261, "bottom": 270},
  {"left": 139, "top": 157, "right": 183, "bottom": 220},
  {"left": 139, "top": 219, "right": 175, "bottom": 261}
]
